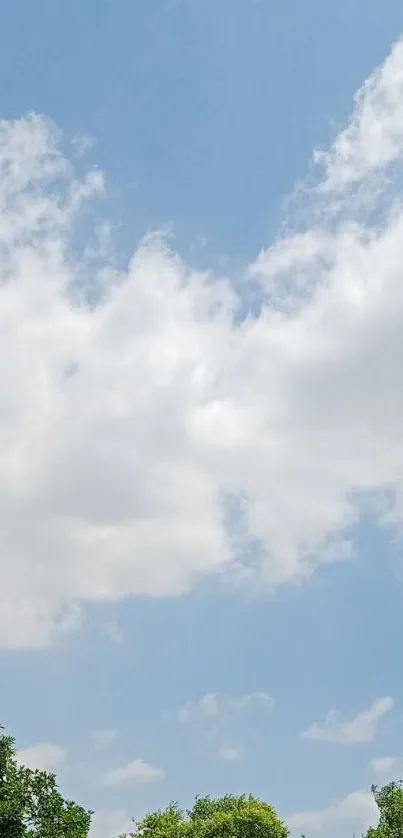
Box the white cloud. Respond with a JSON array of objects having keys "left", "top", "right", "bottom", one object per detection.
[
  {"left": 215, "top": 745, "right": 243, "bottom": 761},
  {"left": 17, "top": 743, "right": 67, "bottom": 772},
  {"left": 89, "top": 810, "right": 133, "bottom": 838},
  {"left": 370, "top": 755, "right": 403, "bottom": 780},
  {"left": 91, "top": 729, "right": 118, "bottom": 748},
  {"left": 301, "top": 697, "right": 393, "bottom": 744},
  {"left": 178, "top": 692, "right": 273, "bottom": 724},
  {"left": 316, "top": 39, "right": 403, "bottom": 192},
  {"left": 101, "top": 758, "right": 165, "bottom": 788},
  {"left": 288, "top": 789, "right": 378, "bottom": 836},
  {"left": 4, "top": 39, "right": 403, "bottom": 647}
]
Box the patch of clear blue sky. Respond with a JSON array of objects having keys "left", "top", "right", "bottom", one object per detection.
[
  {"left": 2, "top": 0, "right": 403, "bottom": 824},
  {"left": 1, "top": 0, "right": 402, "bottom": 267}
]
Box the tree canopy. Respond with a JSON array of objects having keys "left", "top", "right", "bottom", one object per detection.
[
  {"left": 0, "top": 725, "right": 92, "bottom": 837},
  {"left": 365, "top": 782, "right": 403, "bottom": 838},
  {"left": 121, "top": 794, "right": 289, "bottom": 838}
]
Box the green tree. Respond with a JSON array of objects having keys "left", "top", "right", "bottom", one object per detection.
[
  {"left": 0, "top": 725, "right": 92, "bottom": 837},
  {"left": 366, "top": 782, "right": 403, "bottom": 838},
  {"left": 120, "top": 794, "right": 289, "bottom": 838}
]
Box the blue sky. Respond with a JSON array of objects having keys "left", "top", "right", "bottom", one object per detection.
[{"left": 2, "top": 2, "right": 403, "bottom": 837}]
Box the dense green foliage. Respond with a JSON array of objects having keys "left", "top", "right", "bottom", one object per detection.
[
  {"left": 121, "top": 794, "right": 289, "bottom": 838},
  {"left": 366, "top": 782, "right": 403, "bottom": 838},
  {"left": 0, "top": 726, "right": 92, "bottom": 837}
]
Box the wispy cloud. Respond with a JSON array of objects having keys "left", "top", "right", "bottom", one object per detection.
[
  {"left": 91, "top": 729, "right": 118, "bottom": 748},
  {"left": 316, "top": 39, "right": 403, "bottom": 192},
  {"left": 177, "top": 691, "right": 272, "bottom": 760},
  {"left": 72, "top": 133, "right": 96, "bottom": 160},
  {"left": 301, "top": 697, "right": 393, "bottom": 744},
  {"left": 178, "top": 692, "right": 273, "bottom": 724},
  {"left": 215, "top": 745, "right": 243, "bottom": 762},
  {"left": 105, "top": 621, "right": 124, "bottom": 644}
]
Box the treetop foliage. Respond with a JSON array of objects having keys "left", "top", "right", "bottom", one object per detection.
[
  {"left": 0, "top": 725, "right": 92, "bottom": 837},
  {"left": 121, "top": 794, "right": 289, "bottom": 838}
]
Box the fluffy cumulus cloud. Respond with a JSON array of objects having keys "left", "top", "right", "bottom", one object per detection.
[
  {"left": 17, "top": 743, "right": 67, "bottom": 771},
  {"left": 101, "top": 758, "right": 165, "bottom": 788},
  {"left": 288, "top": 789, "right": 378, "bottom": 837},
  {"left": 301, "top": 697, "right": 393, "bottom": 744},
  {"left": 3, "top": 39, "right": 403, "bottom": 648}
]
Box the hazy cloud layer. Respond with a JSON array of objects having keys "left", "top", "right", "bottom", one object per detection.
[{"left": 17, "top": 743, "right": 67, "bottom": 772}]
